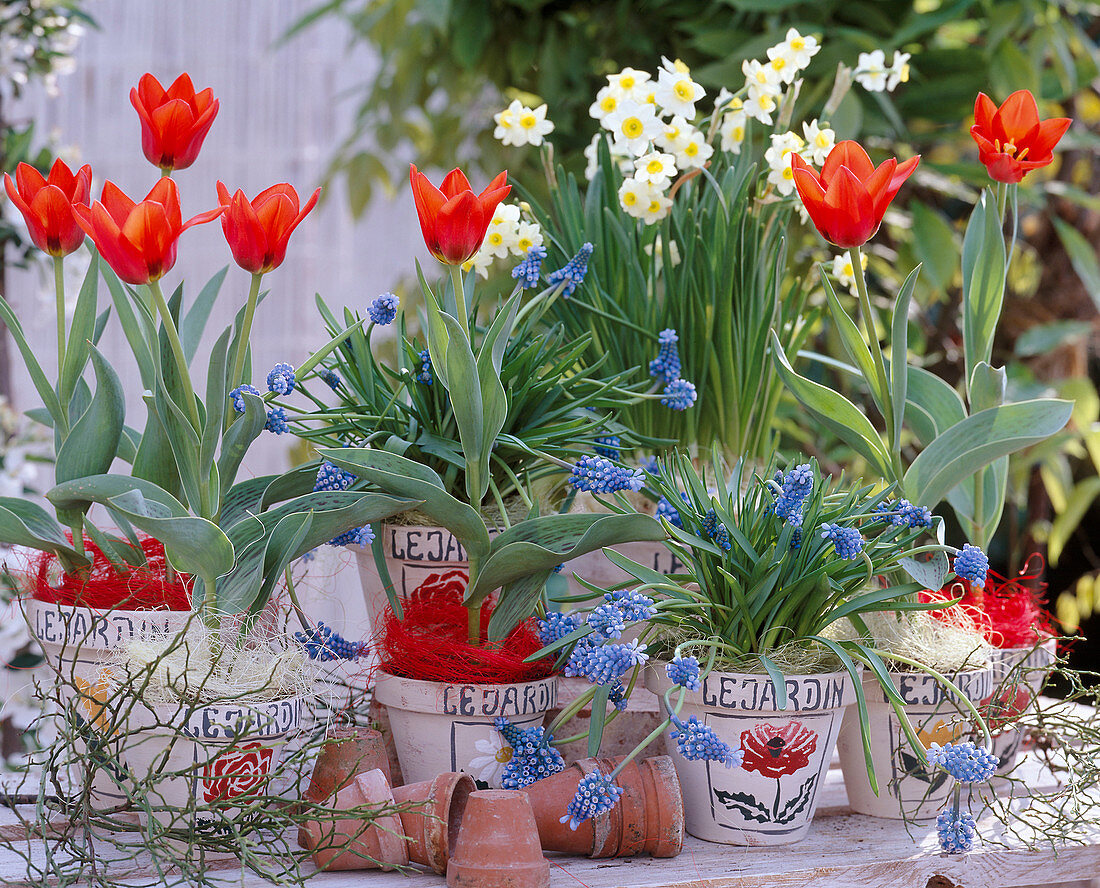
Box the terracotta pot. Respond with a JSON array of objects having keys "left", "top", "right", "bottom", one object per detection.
[
  {"left": 21, "top": 597, "right": 192, "bottom": 808},
  {"left": 298, "top": 726, "right": 391, "bottom": 849},
  {"left": 836, "top": 667, "right": 993, "bottom": 820},
  {"left": 647, "top": 664, "right": 858, "bottom": 846},
  {"left": 373, "top": 670, "right": 557, "bottom": 788},
  {"left": 393, "top": 771, "right": 476, "bottom": 873},
  {"left": 354, "top": 524, "right": 491, "bottom": 632},
  {"left": 526, "top": 755, "right": 683, "bottom": 858},
  {"left": 990, "top": 638, "right": 1057, "bottom": 775},
  {"left": 447, "top": 789, "right": 549, "bottom": 888},
  {"left": 122, "top": 695, "right": 303, "bottom": 833},
  {"left": 301, "top": 768, "right": 409, "bottom": 871},
  {"left": 368, "top": 695, "right": 405, "bottom": 786}
]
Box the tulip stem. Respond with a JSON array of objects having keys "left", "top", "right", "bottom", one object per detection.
[
  {"left": 53, "top": 256, "right": 66, "bottom": 385},
  {"left": 449, "top": 265, "right": 470, "bottom": 339},
  {"left": 849, "top": 245, "right": 899, "bottom": 478},
  {"left": 230, "top": 272, "right": 264, "bottom": 397},
  {"left": 147, "top": 279, "right": 202, "bottom": 433}
]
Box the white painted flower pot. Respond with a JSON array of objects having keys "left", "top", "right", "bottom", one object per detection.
[
  {"left": 373, "top": 671, "right": 557, "bottom": 789},
  {"left": 353, "top": 524, "right": 480, "bottom": 633},
  {"left": 123, "top": 695, "right": 303, "bottom": 832},
  {"left": 990, "top": 638, "right": 1057, "bottom": 774},
  {"left": 646, "top": 666, "right": 857, "bottom": 846},
  {"left": 21, "top": 597, "right": 192, "bottom": 806},
  {"left": 836, "top": 667, "right": 993, "bottom": 820}
]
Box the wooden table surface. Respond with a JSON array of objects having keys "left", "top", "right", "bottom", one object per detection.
[{"left": 2, "top": 753, "right": 1098, "bottom": 888}]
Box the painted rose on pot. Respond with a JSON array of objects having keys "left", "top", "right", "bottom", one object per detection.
[
  {"left": 740, "top": 722, "right": 817, "bottom": 779},
  {"left": 412, "top": 570, "right": 469, "bottom": 603},
  {"left": 202, "top": 742, "right": 275, "bottom": 803}
]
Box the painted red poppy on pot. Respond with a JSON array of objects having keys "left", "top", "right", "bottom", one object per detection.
[
  {"left": 202, "top": 742, "right": 274, "bottom": 803},
  {"left": 739, "top": 721, "right": 818, "bottom": 779},
  {"left": 410, "top": 570, "right": 469, "bottom": 604}
]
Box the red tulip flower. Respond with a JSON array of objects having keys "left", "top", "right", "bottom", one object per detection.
[
  {"left": 3, "top": 159, "right": 92, "bottom": 257},
  {"left": 791, "top": 141, "right": 920, "bottom": 248},
  {"left": 970, "top": 90, "right": 1071, "bottom": 184},
  {"left": 215, "top": 182, "right": 321, "bottom": 274},
  {"left": 130, "top": 73, "right": 219, "bottom": 172},
  {"left": 409, "top": 164, "right": 510, "bottom": 265},
  {"left": 72, "top": 178, "right": 223, "bottom": 285}
]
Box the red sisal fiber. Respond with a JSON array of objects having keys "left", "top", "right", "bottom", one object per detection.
[
  {"left": 31, "top": 537, "right": 192, "bottom": 611},
  {"left": 920, "top": 554, "right": 1054, "bottom": 649},
  {"left": 376, "top": 569, "right": 554, "bottom": 684}
]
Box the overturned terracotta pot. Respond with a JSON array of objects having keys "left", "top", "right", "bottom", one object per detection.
[
  {"left": 301, "top": 768, "right": 409, "bottom": 871},
  {"left": 298, "top": 725, "right": 391, "bottom": 849},
  {"left": 394, "top": 771, "right": 475, "bottom": 874},
  {"left": 526, "top": 755, "right": 683, "bottom": 858},
  {"left": 447, "top": 790, "right": 549, "bottom": 888},
  {"left": 301, "top": 768, "right": 473, "bottom": 874}
]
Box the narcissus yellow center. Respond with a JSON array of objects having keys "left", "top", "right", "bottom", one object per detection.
[
  {"left": 622, "top": 191, "right": 639, "bottom": 207},
  {"left": 600, "top": 95, "right": 618, "bottom": 113},
  {"left": 621, "top": 117, "right": 644, "bottom": 139},
  {"left": 673, "top": 80, "right": 694, "bottom": 101},
  {"left": 519, "top": 112, "right": 537, "bottom": 129}
]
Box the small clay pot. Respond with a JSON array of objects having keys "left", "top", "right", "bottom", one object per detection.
[
  {"left": 298, "top": 725, "right": 391, "bottom": 849},
  {"left": 300, "top": 769, "right": 409, "bottom": 871},
  {"left": 393, "top": 771, "right": 475, "bottom": 874},
  {"left": 447, "top": 790, "right": 549, "bottom": 888},
  {"left": 525, "top": 755, "right": 683, "bottom": 858}
]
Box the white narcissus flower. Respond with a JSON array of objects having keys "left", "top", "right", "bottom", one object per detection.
[
  {"left": 512, "top": 220, "right": 544, "bottom": 256},
  {"left": 887, "top": 51, "right": 911, "bottom": 91},
  {"left": 482, "top": 219, "right": 518, "bottom": 258},
  {"left": 854, "top": 50, "right": 889, "bottom": 92},
  {"left": 655, "top": 114, "right": 692, "bottom": 154},
  {"left": 713, "top": 87, "right": 736, "bottom": 115},
  {"left": 802, "top": 119, "right": 836, "bottom": 166},
  {"left": 644, "top": 236, "right": 682, "bottom": 271},
  {"left": 654, "top": 65, "right": 706, "bottom": 119},
  {"left": 493, "top": 99, "right": 520, "bottom": 145},
  {"left": 745, "top": 89, "right": 777, "bottom": 125},
  {"left": 675, "top": 130, "right": 714, "bottom": 170},
  {"left": 764, "top": 131, "right": 806, "bottom": 196},
  {"left": 832, "top": 251, "right": 868, "bottom": 296},
  {"left": 639, "top": 191, "right": 674, "bottom": 225},
  {"left": 743, "top": 59, "right": 782, "bottom": 98},
  {"left": 633, "top": 151, "right": 678, "bottom": 188},
  {"left": 767, "top": 28, "right": 820, "bottom": 81},
  {"left": 461, "top": 249, "right": 496, "bottom": 279},
  {"left": 513, "top": 102, "right": 554, "bottom": 147},
  {"left": 589, "top": 84, "right": 622, "bottom": 123},
  {"left": 720, "top": 100, "right": 748, "bottom": 154},
  {"left": 607, "top": 67, "right": 652, "bottom": 103},
  {"left": 659, "top": 56, "right": 692, "bottom": 78},
  {"left": 618, "top": 177, "right": 662, "bottom": 220},
  {"left": 605, "top": 100, "right": 663, "bottom": 156}
]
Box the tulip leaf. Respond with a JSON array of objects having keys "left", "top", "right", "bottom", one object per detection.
[
  {"left": 476, "top": 292, "right": 519, "bottom": 500},
  {"left": 181, "top": 266, "right": 228, "bottom": 363},
  {"left": 471, "top": 513, "right": 665, "bottom": 610},
  {"left": 319, "top": 446, "right": 488, "bottom": 555},
  {"left": 904, "top": 365, "right": 967, "bottom": 448},
  {"left": 218, "top": 391, "right": 267, "bottom": 499},
  {"left": 101, "top": 266, "right": 156, "bottom": 385},
  {"left": 904, "top": 399, "right": 1073, "bottom": 508},
  {"left": 147, "top": 385, "right": 204, "bottom": 515},
  {"left": 890, "top": 266, "right": 920, "bottom": 457},
  {"left": 900, "top": 551, "right": 951, "bottom": 591},
  {"left": 104, "top": 489, "right": 235, "bottom": 583},
  {"left": 0, "top": 295, "right": 64, "bottom": 431},
  {"left": 0, "top": 497, "right": 90, "bottom": 574},
  {"left": 770, "top": 331, "right": 893, "bottom": 481},
  {"left": 47, "top": 475, "right": 188, "bottom": 516},
  {"left": 60, "top": 252, "right": 100, "bottom": 405},
  {"left": 132, "top": 409, "right": 181, "bottom": 501},
  {"left": 822, "top": 271, "right": 885, "bottom": 420},
  {"left": 200, "top": 326, "right": 231, "bottom": 480},
  {"left": 961, "top": 190, "right": 1007, "bottom": 397},
  {"left": 415, "top": 261, "right": 451, "bottom": 390},
  {"left": 55, "top": 348, "right": 125, "bottom": 487},
  {"left": 437, "top": 312, "right": 486, "bottom": 504}
]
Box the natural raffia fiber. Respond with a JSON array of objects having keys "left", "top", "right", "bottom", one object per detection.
[
  {"left": 376, "top": 569, "right": 553, "bottom": 684},
  {"left": 31, "top": 536, "right": 192, "bottom": 610}
]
